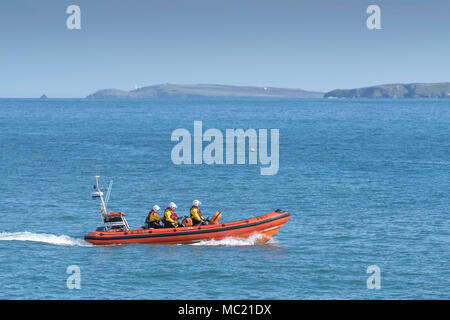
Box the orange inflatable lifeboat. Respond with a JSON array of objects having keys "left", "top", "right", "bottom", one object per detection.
[
  {"left": 85, "top": 210, "right": 289, "bottom": 245},
  {"left": 84, "top": 176, "right": 290, "bottom": 245}
]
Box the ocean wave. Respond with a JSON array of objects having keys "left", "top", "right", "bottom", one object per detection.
[{"left": 0, "top": 231, "right": 93, "bottom": 247}]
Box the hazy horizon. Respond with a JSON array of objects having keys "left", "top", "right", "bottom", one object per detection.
[{"left": 1, "top": 0, "right": 449, "bottom": 97}]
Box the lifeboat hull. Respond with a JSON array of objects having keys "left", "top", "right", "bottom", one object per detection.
[{"left": 84, "top": 211, "right": 290, "bottom": 245}]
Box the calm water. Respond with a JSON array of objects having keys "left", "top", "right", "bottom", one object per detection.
[{"left": 0, "top": 98, "right": 449, "bottom": 299}]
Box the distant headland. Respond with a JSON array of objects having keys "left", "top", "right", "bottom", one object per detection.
[
  {"left": 85, "top": 82, "right": 450, "bottom": 99},
  {"left": 86, "top": 83, "right": 324, "bottom": 99},
  {"left": 324, "top": 82, "right": 450, "bottom": 99}
]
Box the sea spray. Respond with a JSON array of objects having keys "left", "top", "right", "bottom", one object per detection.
[{"left": 190, "top": 233, "right": 265, "bottom": 246}]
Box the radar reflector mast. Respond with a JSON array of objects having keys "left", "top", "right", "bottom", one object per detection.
[{"left": 91, "top": 176, "right": 129, "bottom": 232}]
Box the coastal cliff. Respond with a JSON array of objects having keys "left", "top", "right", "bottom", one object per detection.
[{"left": 324, "top": 83, "right": 450, "bottom": 99}]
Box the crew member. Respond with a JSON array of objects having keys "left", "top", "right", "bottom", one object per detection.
[
  {"left": 190, "top": 200, "right": 206, "bottom": 226},
  {"left": 145, "top": 205, "right": 163, "bottom": 228},
  {"left": 164, "top": 202, "right": 182, "bottom": 228}
]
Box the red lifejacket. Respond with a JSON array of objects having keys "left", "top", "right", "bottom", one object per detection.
[
  {"left": 165, "top": 207, "right": 179, "bottom": 220},
  {"left": 191, "top": 205, "right": 203, "bottom": 217}
]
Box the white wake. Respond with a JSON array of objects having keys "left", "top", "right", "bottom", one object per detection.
[
  {"left": 0, "top": 231, "right": 93, "bottom": 247},
  {"left": 190, "top": 233, "right": 266, "bottom": 246}
]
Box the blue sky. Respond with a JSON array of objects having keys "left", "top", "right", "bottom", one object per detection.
[{"left": 0, "top": 0, "right": 449, "bottom": 97}]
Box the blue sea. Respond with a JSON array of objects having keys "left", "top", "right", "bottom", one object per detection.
[{"left": 0, "top": 98, "right": 449, "bottom": 299}]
